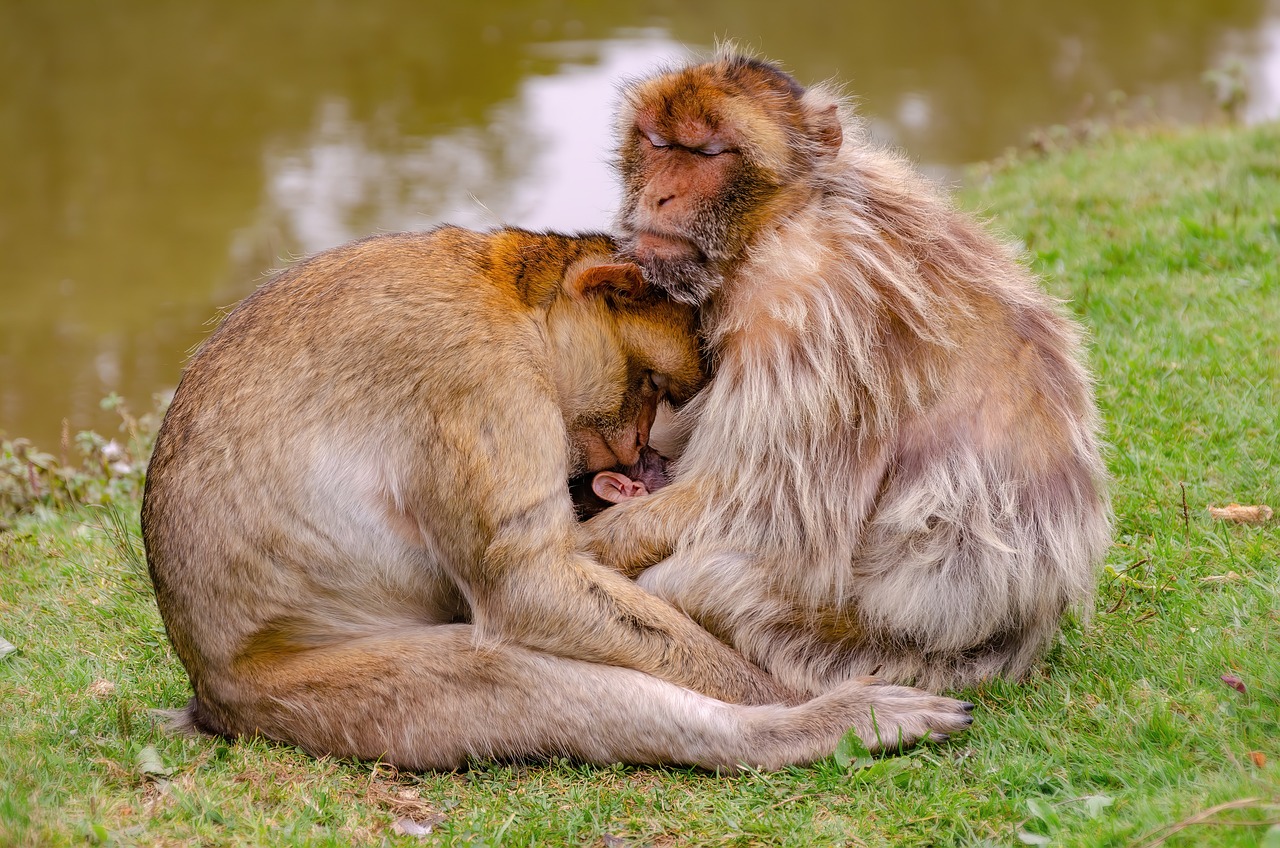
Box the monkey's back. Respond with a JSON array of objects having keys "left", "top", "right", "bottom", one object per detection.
[{"left": 141, "top": 227, "right": 614, "bottom": 685}]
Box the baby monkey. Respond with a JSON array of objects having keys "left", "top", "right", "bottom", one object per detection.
[{"left": 570, "top": 446, "right": 669, "bottom": 519}]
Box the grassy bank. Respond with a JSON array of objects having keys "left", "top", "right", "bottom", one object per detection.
[{"left": 2, "top": 122, "right": 1278, "bottom": 847}]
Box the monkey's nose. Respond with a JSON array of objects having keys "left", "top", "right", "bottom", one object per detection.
[{"left": 609, "top": 433, "right": 643, "bottom": 468}]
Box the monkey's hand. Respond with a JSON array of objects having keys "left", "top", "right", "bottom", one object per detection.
[{"left": 579, "top": 478, "right": 703, "bottom": 577}]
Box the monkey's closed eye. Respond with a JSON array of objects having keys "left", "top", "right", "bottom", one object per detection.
[
  {"left": 642, "top": 130, "right": 671, "bottom": 149},
  {"left": 696, "top": 143, "right": 735, "bottom": 157}
]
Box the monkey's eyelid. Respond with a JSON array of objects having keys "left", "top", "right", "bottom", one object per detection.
[{"left": 642, "top": 130, "right": 672, "bottom": 149}]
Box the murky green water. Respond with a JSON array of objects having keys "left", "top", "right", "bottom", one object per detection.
[{"left": 3, "top": 0, "right": 1278, "bottom": 446}]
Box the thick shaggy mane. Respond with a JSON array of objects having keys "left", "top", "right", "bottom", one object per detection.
[{"left": 653, "top": 105, "right": 1111, "bottom": 691}]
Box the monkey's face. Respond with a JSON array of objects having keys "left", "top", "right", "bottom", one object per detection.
[
  {"left": 565, "top": 368, "right": 666, "bottom": 475},
  {"left": 551, "top": 269, "right": 704, "bottom": 477},
  {"left": 562, "top": 310, "right": 702, "bottom": 476},
  {"left": 614, "top": 57, "right": 841, "bottom": 305}
]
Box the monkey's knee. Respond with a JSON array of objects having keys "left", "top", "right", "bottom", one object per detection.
[{"left": 634, "top": 552, "right": 734, "bottom": 624}]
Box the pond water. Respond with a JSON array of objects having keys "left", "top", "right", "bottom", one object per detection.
[{"left": 3, "top": 0, "right": 1279, "bottom": 447}]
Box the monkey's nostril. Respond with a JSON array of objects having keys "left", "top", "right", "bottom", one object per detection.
[{"left": 656, "top": 194, "right": 676, "bottom": 207}]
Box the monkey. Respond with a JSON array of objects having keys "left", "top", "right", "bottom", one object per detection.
[
  {"left": 579, "top": 52, "right": 1112, "bottom": 696},
  {"left": 141, "top": 225, "right": 974, "bottom": 771}
]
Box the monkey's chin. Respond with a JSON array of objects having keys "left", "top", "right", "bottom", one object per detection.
[
  {"left": 620, "top": 245, "right": 723, "bottom": 306},
  {"left": 642, "top": 257, "right": 724, "bottom": 306}
]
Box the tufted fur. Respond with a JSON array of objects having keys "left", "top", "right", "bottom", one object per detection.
[{"left": 583, "top": 53, "right": 1112, "bottom": 694}]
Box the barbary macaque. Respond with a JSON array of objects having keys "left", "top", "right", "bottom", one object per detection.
[
  {"left": 142, "top": 226, "right": 974, "bottom": 770},
  {"left": 581, "top": 53, "right": 1112, "bottom": 694}
]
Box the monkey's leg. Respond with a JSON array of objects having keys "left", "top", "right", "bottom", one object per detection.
[
  {"left": 635, "top": 550, "right": 861, "bottom": 697},
  {"left": 177, "top": 625, "right": 970, "bottom": 769},
  {"left": 636, "top": 537, "right": 1071, "bottom": 695}
]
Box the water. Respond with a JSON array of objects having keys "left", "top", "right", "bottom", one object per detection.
[{"left": 3, "top": 0, "right": 1278, "bottom": 447}]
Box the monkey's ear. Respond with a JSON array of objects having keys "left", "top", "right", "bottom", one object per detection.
[
  {"left": 569, "top": 262, "right": 646, "bottom": 300},
  {"left": 809, "top": 103, "right": 843, "bottom": 156},
  {"left": 591, "top": 471, "right": 649, "bottom": 504}
]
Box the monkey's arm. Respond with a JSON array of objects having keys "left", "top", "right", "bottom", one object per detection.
[
  {"left": 472, "top": 497, "right": 794, "bottom": 706},
  {"left": 424, "top": 381, "right": 792, "bottom": 706}
]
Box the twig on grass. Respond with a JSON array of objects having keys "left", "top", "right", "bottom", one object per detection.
[
  {"left": 1105, "top": 582, "right": 1129, "bottom": 615},
  {"left": 1135, "top": 797, "right": 1272, "bottom": 847},
  {"left": 1180, "top": 482, "right": 1190, "bottom": 539}
]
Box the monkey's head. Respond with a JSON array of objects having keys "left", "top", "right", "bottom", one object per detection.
[
  {"left": 550, "top": 259, "right": 704, "bottom": 476},
  {"left": 614, "top": 52, "right": 845, "bottom": 304}
]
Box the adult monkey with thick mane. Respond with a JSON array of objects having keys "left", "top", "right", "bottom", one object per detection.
[
  {"left": 143, "top": 227, "right": 973, "bottom": 771},
  {"left": 581, "top": 53, "right": 1112, "bottom": 694}
]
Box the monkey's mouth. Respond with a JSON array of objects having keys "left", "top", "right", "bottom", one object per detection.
[{"left": 630, "top": 230, "right": 706, "bottom": 264}]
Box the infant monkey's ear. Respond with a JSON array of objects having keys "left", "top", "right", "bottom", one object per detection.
[
  {"left": 570, "top": 446, "right": 670, "bottom": 520},
  {"left": 592, "top": 471, "right": 650, "bottom": 504},
  {"left": 569, "top": 471, "right": 646, "bottom": 521}
]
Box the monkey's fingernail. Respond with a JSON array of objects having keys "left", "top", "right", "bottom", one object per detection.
[
  {"left": 960, "top": 702, "right": 975, "bottom": 712},
  {"left": 962, "top": 715, "right": 974, "bottom": 726}
]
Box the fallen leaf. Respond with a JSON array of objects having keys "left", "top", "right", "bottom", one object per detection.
[
  {"left": 1199, "top": 572, "right": 1242, "bottom": 583},
  {"left": 88, "top": 679, "right": 116, "bottom": 698},
  {"left": 135, "top": 745, "right": 172, "bottom": 779},
  {"left": 1250, "top": 751, "right": 1267, "bottom": 767},
  {"left": 603, "top": 835, "right": 629, "bottom": 847},
  {"left": 1082, "top": 794, "right": 1114, "bottom": 818},
  {"left": 1017, "top": 831, "right": 1052, "bottom": 846},
  {"left": 0, "top": 635, "right": 15, "bottom": 661},
  {"left": 1221, "top": 674, "right": 1246, "bottom": 694},
  {"left": 833, "top": 728, "right": 875, "bottom": 770},
  {"left": 1207, "top": 503, "right": 1273, "bottom": 524},
  {"left": 392, "top": 816, "right": 443, "bottom": 839}
]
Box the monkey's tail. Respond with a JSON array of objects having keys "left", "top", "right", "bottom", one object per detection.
[{"left": 151, "top": 697, "right": 223, "bottom": 738}]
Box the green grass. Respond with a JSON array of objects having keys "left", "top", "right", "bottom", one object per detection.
[{"left": 3, "top": 122, "right": 1278, "bottom": 846}]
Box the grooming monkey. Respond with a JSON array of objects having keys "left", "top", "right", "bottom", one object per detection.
[
  {"left": 581, "top": 54, "right": 1112, "bottom": 694},
  {"left": 142, "top": 226, "right": 973, "bottom": 770}
]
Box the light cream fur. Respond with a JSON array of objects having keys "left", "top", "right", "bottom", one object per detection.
[{"left": 584, "top": 56, "right": 1112, "bottom": 694}]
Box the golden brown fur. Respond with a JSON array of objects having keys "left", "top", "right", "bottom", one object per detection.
[
  {"left": 142, "top": 226, "right": 974, "bottom": 770},
  {"left": 581, "top": 53, "right": 1112, "bottom": 694}
]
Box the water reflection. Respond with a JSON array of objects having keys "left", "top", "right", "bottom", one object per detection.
[
  {"left": 1244, "top": 13, "right": 1280, "bottom": 120},
  {"left": 1, "top": 0, "right": 1279, "bottom": 447},
  {"left": 261, "top": 34, "right": 688, "bottom": 255}
]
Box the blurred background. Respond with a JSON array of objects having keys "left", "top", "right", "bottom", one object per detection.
[{"left": 3, "top": 0, "right": 1279, "bottom": 447}]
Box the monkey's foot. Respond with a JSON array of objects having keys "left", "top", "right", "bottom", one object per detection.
[{"left": 822, "top": 676, "right": 974, "bottom": 754}]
